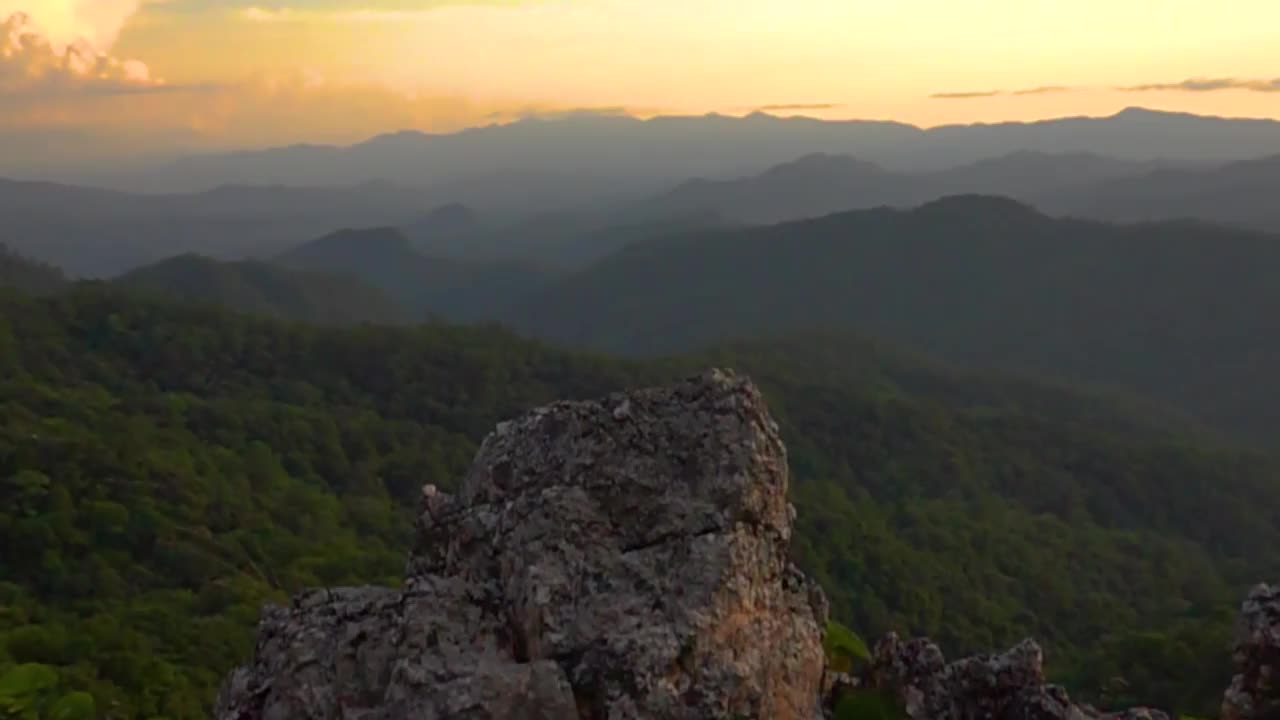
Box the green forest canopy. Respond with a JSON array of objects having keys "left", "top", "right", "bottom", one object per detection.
[{"left": 0, "top": 286, "right": 1273, "bottom": 717}]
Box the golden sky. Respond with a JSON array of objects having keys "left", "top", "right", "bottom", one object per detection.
[{"left": 3, "top": 0, "right": 1280, "bottom": 147}]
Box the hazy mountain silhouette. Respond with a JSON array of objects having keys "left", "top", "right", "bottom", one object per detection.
[
  {"left": 0, "top": 175, "right": 724, "bottom": 277},
  {"left": 104, "top": 108, "right": 1280, "bottom": 194},
  {"left": 652, "top": 154, "right": 917, "bottom": 223},
  {"left": 508, "top": 195, "right": 1280, "bottom": 440},
  {"left": 6, "top": 120, "right": 1278, "bottom": 281},
  {"left": 400, "top": 203, "right": 487, "bottom": 257},
  {"left": 116, "top": 254, "right": 409, "bottom": 325},
  {"left": 651, "top": 151, "right": 1177, "bottom": 224},
  {"left": 402, "top": 206, "right": 732, "bottom": 268},
  {"left": 275, "top": 227, "right": 559, "bottom": 321},
  {"left": 1042, "top": 153, "right": 1280, "bottom": 232},
  {"left": 0, "top": 178, "right": 429, "bottom": 276},
  {"left": 927, "top": 150, "right": 1162, "bottom": 195}
]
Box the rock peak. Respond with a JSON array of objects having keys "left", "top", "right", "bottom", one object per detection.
[{"left": 216, "top": 369, "right": 828, "bottom": 720}]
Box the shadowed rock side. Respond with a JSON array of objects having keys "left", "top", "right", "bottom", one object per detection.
[
  {"left": 1223, "top": 584, "right": 1280, "bottom": 720},
  {"left": 215, "top": 370, "right": 828, "bottom": 720},
  {"left": 214, "top": 370, "right": 1273, "bottom": 720}
]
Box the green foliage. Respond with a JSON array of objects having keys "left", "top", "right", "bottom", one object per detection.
[
  {"left": 1, "top": 287, "right": 1277, "bottom": 717},
  {"left": 833, "top": 689, "right": 907, "bottom": 720},
  {"left": 0, "top": 664, "right": 94, "bottom": 720},
  {"left": 115, "top": 254, "right": 409, "bottom": 327},
  {"left": 824, "top": 621, "right": 870, "bottom": 674},
  {"left": 0, "top": 246, "right": 66, "bottom": 297}
]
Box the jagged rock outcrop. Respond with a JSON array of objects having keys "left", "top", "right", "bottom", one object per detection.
[
  {"left": 215, "top": 368, "right": 1253, "bottom": 720},
  {"left": 849, "top": 632, "right": 1171, "bottom": 720},
  {"left": 215, "top": 370, "right": 828, "bottom": 720},
  {"left": 1223, "top": 583, "right": 1280, "bottom": 720}
]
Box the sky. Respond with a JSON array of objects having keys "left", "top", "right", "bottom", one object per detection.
[{"left": 2, "top": 0, "right": 1280, "bottom": 151}]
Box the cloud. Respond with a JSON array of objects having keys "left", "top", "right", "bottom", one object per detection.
[
  {"left": 1011, "top": 85, "right": 1071, "bottom": 96},
  {"left": 1119, "top": 77, "right": 1280, "bottom": 93},
  {"left": 0, "top": 9, "right": 612, "bottom": 154},
  {"left": 493, "top": 106, "right": 634, "bottom": 121},
  {"left": 752, "top": 103, "right": 842, "bottom": 112},
  {"left": 0, "top": 12, "right": 174, "bottom": 96},
  {"left": 930, "top": 85, "right": 1081, "bottom": 99},
  {"left": 0, "top": 58, "right": 585, "bottom": 153},
  {"left": 234, "top": 2, "right": 532, "bottom": 24},
  {"left": 0, "top": 0, "right": 148, "bottom": 50},
  {"left": 929, "top": 90, "right": 1002, "bottom": 99}
]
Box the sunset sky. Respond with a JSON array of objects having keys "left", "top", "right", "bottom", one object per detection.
[{"left": 3, "top": 0, "right": 1280, "bottom": 149}]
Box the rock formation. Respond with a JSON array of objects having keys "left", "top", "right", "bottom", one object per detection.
[
  {"left": 845, "top": 632, "right": 1171, "bottom": 720},
  {"left": 215, "top": 369, "right": 1268, "bottom": 720},
  {"left": 216, "top": 370, "right": 828, "bottom": 720},
  {"left": 1223, "top": 583, "right": 1280, "bottom": 720}
]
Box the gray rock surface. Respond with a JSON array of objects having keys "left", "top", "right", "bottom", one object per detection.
[
  {"left": 1223, "top": 583, "right": 1280, "bottom": 720},
  {"left": 852, "top": 632, "right": 1172, "bottom": 720},
  {"left": 216, "top": 369, "right": 828, "bottom": 720}
]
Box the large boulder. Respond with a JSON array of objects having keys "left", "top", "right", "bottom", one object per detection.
[{"left": 215, "top": 369, "right": 829, "bottom": 720}]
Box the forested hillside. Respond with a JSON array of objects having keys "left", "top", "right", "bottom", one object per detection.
[
  {"left": 510, "top": 196, "right": 1280, "bottom": 442},
  {"left": 116, "top": 254, "right": 409, "bottom": 326},
  {"left": 0, "top": 244, "right": 68, "bottom": 295},
  {"left": 1, "top": 287, "right": 1275, "bottom": 717},
  {"left": 275, "top": 227, "right": 559, "bottom": 322}
]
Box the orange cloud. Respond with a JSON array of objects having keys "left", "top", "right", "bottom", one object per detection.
[
  {"left": 1120, "top": 77, "right": 1280, "bottom": 93},
  {"left": 930, "top": 90, "right": 1002, "bottom": 100},
  {"left": 0, "top": 52, "right": 559, "bottom": 150},
  {"left": 1, "top": 12, "right": 162, "bottom": 94},
  {"left": 0, "top": 7, "right": 587, "bottom": 149},
  {"left": 0, "top": 0, "right": 147, "bottom": 50}
]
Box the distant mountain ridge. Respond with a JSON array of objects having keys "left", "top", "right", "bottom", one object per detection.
[
  {"left": 276, "top": 226, "right": 560, "bottom": 321},
  {"left": 507, "top": 195, "right": 1280, "bottom": 441},
  {"left": 103, "top": 107, "right": 1280, "bottom": 193},
  {"left": 652, "top": 149, "right": 1277, "bottom": 231},
  {"left": 402, "top": 204, "right": 733, "bottom": 268},
  {"left": 5, "top": 112, "right": 1280, "bottom": 280},
  {"left": 1042, "top": 153, "right": 1280, "bottom": 232},
  {"left": 0, "top": 177, "right": 431, "bottom": 277}
]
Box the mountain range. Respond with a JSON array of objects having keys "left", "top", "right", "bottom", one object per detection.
[
  {"left": 89, "top": 107, "right": 1280, "bottom": 195},
  {"left": 506, "top": 195, "right": 1280, "bottom": 441},
  {"left": 274, "top": 227, "right": 560, "bottom": 321},
  {"left": 0, "top": 178, "right": 430, "bottom": 277},
  {"left": 8, "top": 158, "right": 1280, "bottom": 718},
  {"left": 7, "top": 114, "right": 1280, "bottom": 280},
  {"left": 61, "top": 190, "right": 1280, "bottom": 448},
  {"left": 652, "top": 150, "right": 1280, "bottom": 232}
]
